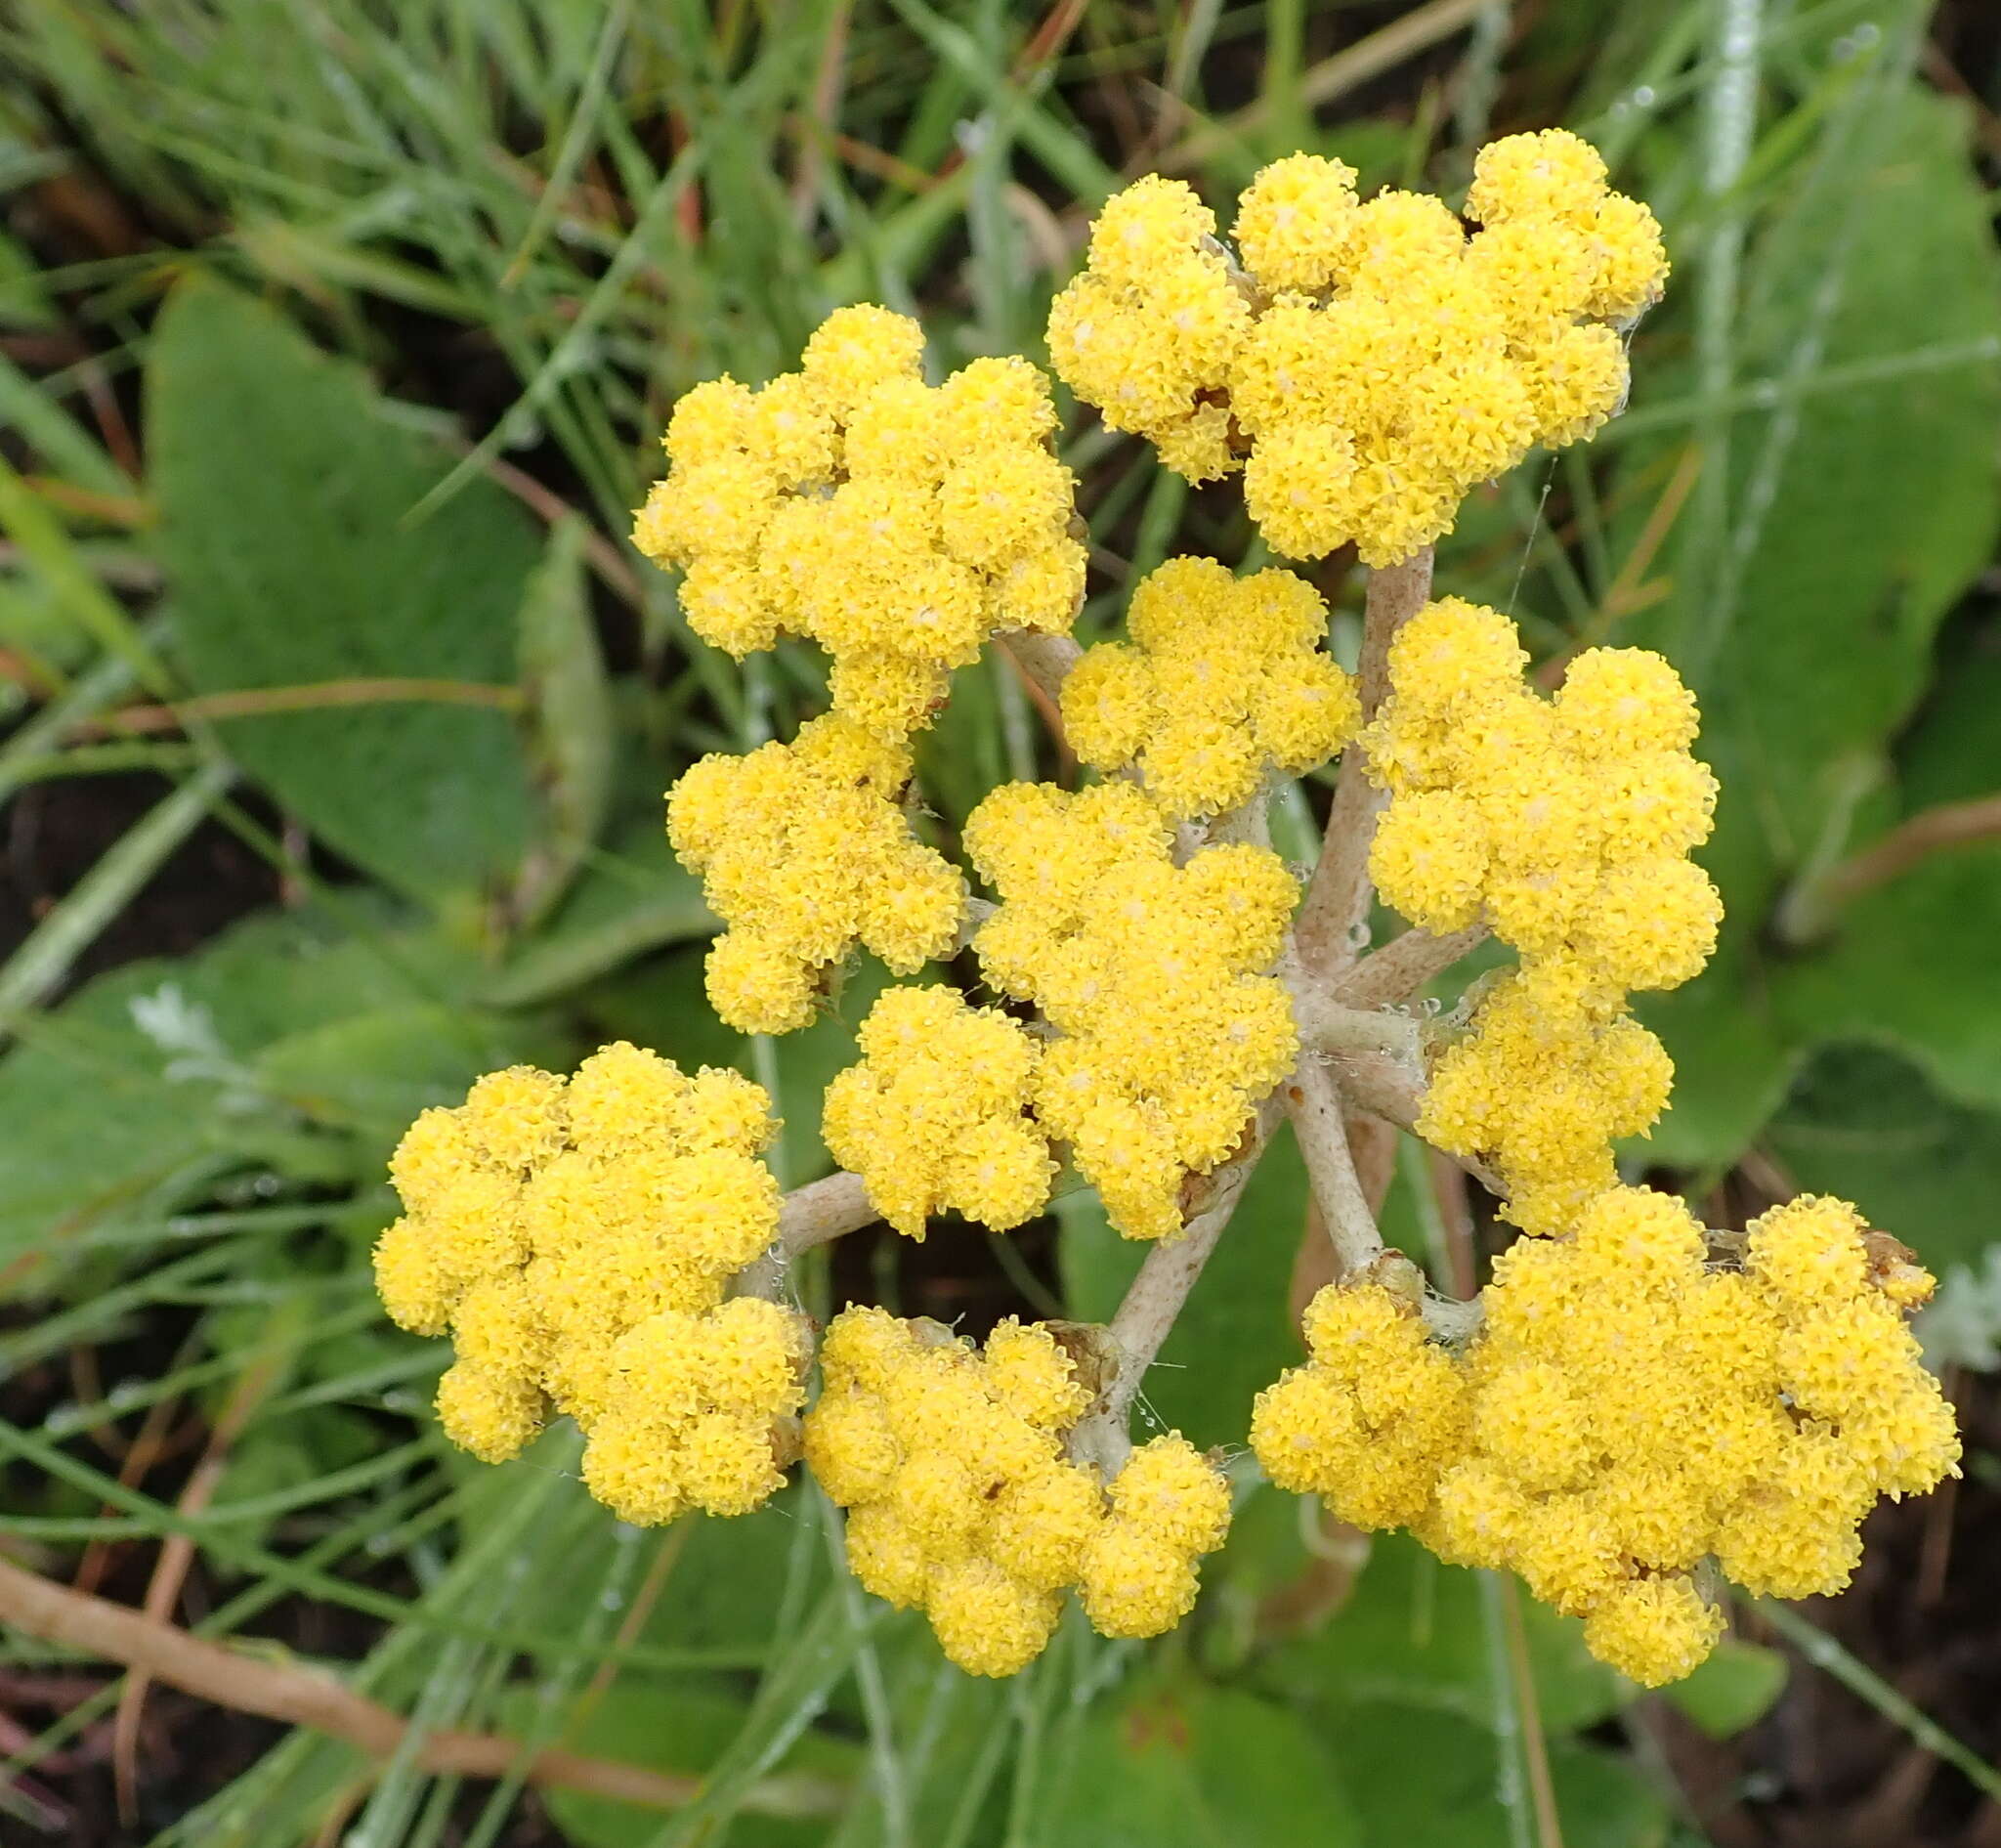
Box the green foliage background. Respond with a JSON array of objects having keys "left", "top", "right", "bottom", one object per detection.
[{"left": 1, "top": 1, "right": 1997, "bottom": 1842}]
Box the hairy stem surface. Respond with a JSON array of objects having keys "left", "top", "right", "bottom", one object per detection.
[
  {"left": 1283, "top": 1055, "right": 1387, "bottom": 1277},
  {"left": 1072, "top": 1096, "right": 1281, "bottom": 1472},
  {"left": 736, "top": 1171, "right": 879, "bottom": 1300},
  {"left": 1293, "top": 546, "right": 1434, "bottom": 974}
]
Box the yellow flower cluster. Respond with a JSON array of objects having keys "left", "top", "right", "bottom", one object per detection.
[
  {"left": 579, "top": 1296, "right": 808, "bottom": 1524},
  {"left": 1425, "top": 1188, "right": 1959, "bottom": 1684},
  {"left": 805, "top": 1309, "right": 1230, "bottom": 1675},
  {"left": 1253, "top": 1192, "right": 1959, "bottom": 1686},
  {"left": 1422, "top": 965, "right": 1677, "bottom": 1236},
  {"left": 666, "top": 712, "right": 966, "bottom": 1035},
  {"left": 1047, "top": 134, "right": 1667, "bottom": 564},
  {"left": 1250, "top": 1281, "right": 1470, "bottom": 1530},
  {"left": 962, "top": 780, "right": 1299, "bottom": 1240},
  {"left": 633, "top": 305, "right": 1086, "bottom": 737},
  {"left": 1362, "top": 597, "right": 1720, "bottom": 1232},
  {"left": 1060, "top": 557, "right": 1360, "bottom": 819},
  {"left": 373, "top": 1044, "right": 807, "bottom": 1522},
  {"left": 822, "top": 985, "right": 1056, "bottom": 1238}
]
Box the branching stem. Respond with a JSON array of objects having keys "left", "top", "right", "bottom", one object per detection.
[
  {"left": 1282, "top": 1053, "right": 1387, "bottom": 1278},
  {"left": 736, "top": 1171, "right": 879, "bottom": 1300},
  {"left": 1293, "top": 546, "right": 1434, "bottom": 974},
  {"left": 1071, "top": 1096, "right": 1281, "bottom": 1474},
  {"left": 1335, "top": 923, "right": 1487, "bottom": 1010},
  {"left": 996, "top": 628, "right": 1083, "bottom": 705}
]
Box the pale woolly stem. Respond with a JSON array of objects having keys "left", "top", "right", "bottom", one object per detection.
[
  {"left": 1071, "top": 1096, "right": 1282, "bottom": 1474},
  {"left": 736, "top": 1170, "right": 879, "bottom": 1299},
  {"left": 1292, "top": 546, "right": 1434, "bottom": 974},
  {"left": 1289, "top": 990, "right": 1422, "bottom": 1065},
  {"left": 1201, "top": 788, "right": 1274, "bottom": 848},
  {"left": 1334, "top": 922, "right": 1488, "bottom": 1010},
  {"left": 1282, "top": 1054, "right": 1387, "bottom": 1278},
  {"left": 780, "top": 1169, "right": 878, "bottom": 1255},
  {"left": 996, "top": 628, "right": 1083, "bottom": 705},
  {"left": 1333, "top": 1046, "right": 1508, "bottom": 1201}
]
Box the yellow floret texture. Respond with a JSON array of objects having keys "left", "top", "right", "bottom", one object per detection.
[
  {"left": 1047, "top": 134, "right": 1667, "bottom": 563},
  {"left": 822, "top": 985, "right": 1056, "bottom": 1238},
  {"left": 1252, "top": 1188, "right": 1957, "bottom": 1688},
  {"left": 374, "top": 1044, "right": 808, "bottom": 1520},
  {"left": 962, "top": 780, "right": 1300, "bottom": 1240},
  {"left": 1362, "top": 598, "right": 1719, "bottom": 1232},
  {"left": 806, "top": 1310, "right": 1230, "bottom": 1673},
  {"left": 633, "top": 306, "right": 1086, "bottom": 738},
  {"left": 1060, "top": 557, "right": 1361, "bottom": 818},
  {"left": 666, "top": 711, "right": 967, "bottom": 1035},
  {"left": 1250, "top": 1282, "right": 1470, "bottom": 1532}
]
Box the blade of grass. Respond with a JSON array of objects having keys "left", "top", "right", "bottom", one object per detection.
[
  {"left": 0, "top": 457, "right": 173, "bottom": 699},
  {"left": 1756, "top": 1599, "right": 2001, "bottom": 1800}
]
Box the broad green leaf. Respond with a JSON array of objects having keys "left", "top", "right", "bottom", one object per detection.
[
  {"left": 1034, "top": 1672, "right": 1361, "bottom": 1848},
  {"left": 1663, "top": 1637, "right": 1788, "bottom": 1741},
  {"left": 148, "top": 275, "right": 539, "bottom": 904},
  {"left": 484, "top": 809, "right": 713, "bottom": 1010},
  {"left": 1639, "top": 89, "right": 2001, "bottom": 838},
  {"left": 1762, "top": 1042, "right": 2001, "bottom": 1275},
  {"left": 1258, "top": 1533, "right": 1626, "bottom": 1738},
  {"left": 1772, "top": 844, "right": 2001, "bottom": 1118},
  {"left": 1324, "top": 1699, "right": 1668, "bottom": 1848},
  {"left": 1623, "top": 85, "right": 2001, "bottom": 1172},
  {"left": 1057, "top": 1123, "right": 1309, "bottom": 1450},
  {"left": 0, "top": 902, "right": 535, "bottom": 1274},
  {"left": 1895, "top": 631, "right": 2001, "bottom": 812},
  {"left": 1637, "top": 925, "right": 1800, "bottom": 1172}
]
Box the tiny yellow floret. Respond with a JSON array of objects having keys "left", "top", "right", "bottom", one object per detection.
[
  {"left": 635, "top": 310, "right": 1086, "bottom": 738},
  {"left": 375, "top": 1046, "right": 805, "bottom": 1526},
  {"left": 823, "top": 985, "right": 1056, "bottom": 1237},
  {"left": 1060, "top": 557, "right": 1360, "bottom": 818},
  {"left": 667, "top": 712, "right": 967, "bottom": 1034}
]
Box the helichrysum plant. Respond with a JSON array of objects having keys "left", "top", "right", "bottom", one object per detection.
[{"left": 374, "top": 132, "right": 1958, "bottom": 1687}]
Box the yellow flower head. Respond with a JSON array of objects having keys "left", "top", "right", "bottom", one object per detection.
[
  {"left": 376, "top": 1046, "right": 800, "bottom": 1516},
  {"left": 1362, "top": 598, "right": 1717, "bottom": 1227},
  {"left": 1250, "top": 1282, "right": 1470, "bottom": 1530},
  {"left": 822, "top": 985, "right": 1056, "bottom": 1238},
  {"left": 1060, "top": 557, "right": 1361, "bottom": 818},
  {"left": 1049, "top": 136, "right": 1668, "bottom": 561},
  {"left": 666, "top": 712, "right": 968, "bottom": 1035},
  {"left": 1232, "top": 152, "right": 1359, "bottom": 294},
  {"left": 1418, "top": 967, "right": 1675, "bottom": 1236},
  {"left": 1045, "top": 176, "right": 1253, "bottom": 476},
  {"left": 1406, "top": 1184, "right": 1958, "bottom": 1683},
  {"left": 634, "top": 309, "right": 1086, "bottom": 737},
  {"left": 964, "top": 780, "right": 1299, "bottom": 1239},
  {"left": 808, "top": 1309, "right": 1230, "bottom": 1674}
]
